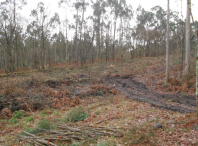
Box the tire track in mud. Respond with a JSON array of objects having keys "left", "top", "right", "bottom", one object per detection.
[{"left": 103, "top": 74, "right": 196, "bottom": 113}]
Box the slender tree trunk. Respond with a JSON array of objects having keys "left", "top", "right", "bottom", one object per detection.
[
  {"left": 80, "top": 1, "right": 85, "bottom": 66},
  {"left": 15, "top": 34, "right": 18, "bottom": 71},
  {"left": 100, "top": 18, "right": 104, "bottom": 61},
  {"left": 112, "top": 19, "right": 117, "bottom": 61},
  {"left": 105, "top": 30, "right": 109, "bottom": 62},
  {"left": 185, "top": 0, "right": 191, "bottom": 78},
  {"left": 90, "top": 25, "right": 95, "bottom": 64},
  {"left": 55, "top": 42, "right": 57, "bottom": 64},
  {"left": 97, "top": 21, "right": 101, "bottom": 62},
  {"left": 176, "top": 21, "right": 180, "bottom": 77},
  {"left": 41, "top": 25, "right": 45, "bottom": 70},
  {"left": 196, "top": 29, "right": 198, "bottom": 117},
  {"left": 75, "top": 7, "right": 79, "bottom": 67},
  {"left": 65, "top": 10, "right": 68, "bottom": 63},
  {"left": 33, "top": 36, "right": 36, "bottom": 68},
  {"left": 48, "top": 41, "right": 51, "bottom": 68},
  {"left": 165, "top": 0, "right": 170, "bottom": 84}
]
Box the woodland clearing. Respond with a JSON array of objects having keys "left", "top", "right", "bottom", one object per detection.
[{"left": 0, "top": 56, "right": 197, "bottom": 146}]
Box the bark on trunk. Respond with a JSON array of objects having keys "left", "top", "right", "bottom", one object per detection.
[
  {"left": 165, "top": 0, "right": 170, "bottom": 84},
  {"left": 185, "top": 0, "right": 191, "bottom": 78}
]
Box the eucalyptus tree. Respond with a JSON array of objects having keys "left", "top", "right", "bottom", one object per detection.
[
  {"left": 135, "top": 6, "right": 155, "bottom": 57},
  {"left": 73, "top": 0, "right": 80, "bottom": 67},
  {"left": 106, "top": 0, "right": 120, "bottom": 61},
  {"left": 185, "top": 0, "right": 191, "bottom": 78},
  {"left": 92, "top": 0, "right": 107, "bottom": 62},
  {"left": 14, "top": 22, "right": 23, "bottom": 70},
  {"left": 26, "top": 21, "right": 39, "bottom": 68},
  {"left": 118, "top": 4, "right": 133, "bottom": 58},
  {"left": 87, "top": 16, "right": 96, "bottom": 64},
  {"left": 49, "top": 12, "right": 61, "bottom": 64},
  {"left": 165, "top": 0, "right": 170, "bottom": 84},
  {"left": 151, "top": 6, "right": 167, "bottom": 55},
  {"left": 0, "top": 0, "right": 26, "bottom": 73},
  {"left": 59, "top": 0, "right": 70, "bottom": 62},
  {"left": 104, "top": 18, "right": 111, "bottom": 62},
  {"left": 30, "top": 2, "right": 56, "bottom": 69},
  {"left": 77, "top": 0, "right": 89, "bottom": 66}
]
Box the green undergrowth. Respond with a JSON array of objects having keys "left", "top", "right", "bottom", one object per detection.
[
  {"left": 64, "top": 106, "right": 89, "bottom": 123},
  {"left": 9, "top": 111, "right": 29, "bottom": 123},
  {"left": 20, "top": 119, "right": 56, "bottom": 136}
]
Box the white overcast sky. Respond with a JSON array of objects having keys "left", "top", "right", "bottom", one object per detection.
[
  {"left": 5, "top": 0, "right": 194, "bottom": 21},
  {"left": 1, "top": 0, "right": 198, "bottom": 27},
  {"left": 21, "top": 0, "right": 198, "bottom": 19}
]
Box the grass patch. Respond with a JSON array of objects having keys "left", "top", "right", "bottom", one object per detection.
[
  {"left": 24, "top": 116, "right": 34, "bottom": 122},
  {"left": 9, "top": 111, "right": 29, "bottom": 123},
  {"left": 39, "top": 111, "right": 48, "bottom": 117},
  {"left": 53, "top": 111, "right": 60, "bottom": 116},
  {"left": 65, "top": 107, "right": 89, "bottom": 123},
  {"left": 37, "top": 119, "right": 51, "bottom": 130}
]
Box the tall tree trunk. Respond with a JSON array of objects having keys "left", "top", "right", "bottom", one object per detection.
[
  {"left": 15, "top": 34, "right": 18, "bottom": 71},
  {"left": 41, "top": 25, "right": 45, "bottom": 70},
  {"left": 112, "top": 19, "right": 117, "bottom": 61},
  {"left": 100, "top": 18, "right": 104, "bottom": 61},
  {"left": 196, "top": 29, "right": 198, "bottom": 118},
  {"left": 75, "top": 7, "right": 79, "bottom": 67},
  {"left": 165, "top": 0, "right": 170, "bottom": 84},
  {"left": 105, "top": 32, "right": 108, "bottom": 62},
  {"left": 185, "top": 0, "right": 191, "bottom": 78},
  {"left": 97, "top": 22, "right": 101, "bottom": 62},
  {"left": 55, "top": 42, "right": 57, "bottom": 64},
  {"left": 80, "top": 1, "right": 85, "bottom": 66},
  {"left": 90, "top": 23, "right": 95, "bottom": 64}
]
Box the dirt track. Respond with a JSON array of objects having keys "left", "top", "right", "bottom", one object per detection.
[{"left": 103, "top": 74, "right": 196, "bottom": 113}]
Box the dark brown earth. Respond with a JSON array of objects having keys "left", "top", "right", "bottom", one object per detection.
[
  {"left": 0, "top": 73, "right": 196, "bottom": 114},
  {"left": 103, "top": 74, "right": 196, "bottom": 113}
]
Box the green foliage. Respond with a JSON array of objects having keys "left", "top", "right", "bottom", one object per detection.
[
  {"left": 13, "top": 111, "right": 23, "bottom": 119},
  {"left": 53, "top": 111, "right": 60, "bottom": 116},
  {"left": 36, "top": 119, "right": 51, "bottom": 130},
  {"left": 9, "top": 111, "right": 29, "bottom": 123},
  {"left": 65, "top": 107, "right": 89, "bottom": 123},
  {"left": 40, "top": 111, "right": 48, "bottom": 117},
  {"left": 9, "top": 118, "right": 18, "bottom": 123},
  {"left": 24, "top": 117, "right": 34, "bottom": 122}
]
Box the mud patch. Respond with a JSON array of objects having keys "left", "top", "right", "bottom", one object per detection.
[{"left": 103, "top": 74, "right": 196, "bottom": 113}]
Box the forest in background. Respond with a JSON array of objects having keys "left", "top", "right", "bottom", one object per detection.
[
  {"left": 0, "top": 1, "right": 198, "bottom": 145},
  {"left": 0, "top": 0, "right": 197, "bottom": 76}
]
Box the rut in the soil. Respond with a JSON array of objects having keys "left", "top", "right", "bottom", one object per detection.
[{"left": 103, "top": 74, "right": 196, "bottom": 113}]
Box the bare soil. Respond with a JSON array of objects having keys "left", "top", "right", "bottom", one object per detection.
[{"left": 103, "top": 74, "right": 196, "bottom": 113}]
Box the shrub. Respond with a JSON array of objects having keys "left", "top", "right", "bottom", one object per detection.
[
  {"left": 9, "top": 118, "right": 18, "bottom": 123},
  {"left": 37, "top": 119, "right": 51, "bottom": 130},
  {"left": 24, "top": 117, "right": 34, "bottom": 122},
  {"left": 65, "top": 107, "right": 89, "bottom": 122},
  {"left": 9, "top": 111, "right": 28, "bottom": 123},
  {"left": 13, "top": 111, "right": 23, "bottom": 119}
]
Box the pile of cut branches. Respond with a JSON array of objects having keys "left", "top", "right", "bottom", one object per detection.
[{"left": 18, "top": 124, "right": 123, "bottom": 145}]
